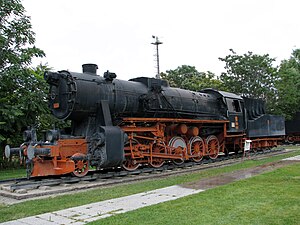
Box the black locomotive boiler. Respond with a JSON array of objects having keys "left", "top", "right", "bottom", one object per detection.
[{"left": 5, "top": 64, "right": 286, "bottom": 177}]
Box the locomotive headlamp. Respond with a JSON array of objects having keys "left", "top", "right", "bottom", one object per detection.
[
  {"left": 44, "top": 71, "right": 60, "bottom": 85},
  {"left": 23, "top": 129, "right": 37, "bottom": 142},
  {"left": 23, "top": 130, "right": 32, "bottom": 142},
  {"left": 46, "top": 130, "right": 59, "bottom": 142}
]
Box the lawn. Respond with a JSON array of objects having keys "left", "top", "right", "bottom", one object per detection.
[
  {"left": 0, "top": 149, "right": 299, "bottom": 223},
  {"left": 90, "top": 162, "right": 300, "bottom": 225},
  {"left": 0, "top": 168, "right": 26, "bottom": 180}
]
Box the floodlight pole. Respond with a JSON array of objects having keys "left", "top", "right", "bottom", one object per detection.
[{"left": 151, "top": 36, "right": 163, "bottom": 79}]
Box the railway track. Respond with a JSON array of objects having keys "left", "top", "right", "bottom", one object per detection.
[{"left": 0, "top": 148, "right": 290, "bottom": 200}]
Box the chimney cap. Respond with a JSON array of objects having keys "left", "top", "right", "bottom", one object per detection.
[{"left": 82, "top": 63, "right": 98, "bottom": 74}]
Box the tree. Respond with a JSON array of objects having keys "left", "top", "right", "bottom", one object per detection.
[
  {"left": 29, "top": 64, "right": 69, "bottom": 134},
  {"left": 275, "top": 49, "right": 300, "bottom": 120},
  {"left": 219, "top": 50, "right": 278, "bottom": 111},
  {"left": 0, "top": 0, "right": 45, "bottom": 149},
  {"left": 160, "top": 65, "right": 225, "bottom": 91}
]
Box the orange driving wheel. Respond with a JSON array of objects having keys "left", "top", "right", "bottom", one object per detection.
[
  {"left": 206, "top": 135, "right": 219, "bottom": 160},
  {"left": 122, "top": 139, "right": 140, "bottom": 171},
  {"left": 169, "top": 136, "right": 186, "bottom": 165},
  {"left": 149, "top": 141, "right": 166, "bottom": 168},
  {"left": 189, "top": 136, "right": 205, "bottom": 162}
]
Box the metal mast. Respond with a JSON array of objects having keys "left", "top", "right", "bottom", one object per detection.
[{"left": 151, "top": 36, "right": 163, "bottom": 79}]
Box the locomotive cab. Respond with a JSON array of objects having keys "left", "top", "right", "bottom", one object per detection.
[
  {"left": 202, "top": 89, "right": 246, "bottom": 133},
  {"left": 223, "top": 95, "right": 246, "bottom": 133}
]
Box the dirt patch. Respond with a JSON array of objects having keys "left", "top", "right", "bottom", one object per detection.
[{"left": 182, "top": 160, "right": 299, "bottom": 190}]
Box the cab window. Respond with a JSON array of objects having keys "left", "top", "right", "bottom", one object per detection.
[{"left": 226, "top": 98, "right": 241, "bottom": 113}]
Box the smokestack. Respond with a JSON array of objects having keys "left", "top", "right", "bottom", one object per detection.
[{"left": 82, "top": 64, "right": 98, "bottom": 75}]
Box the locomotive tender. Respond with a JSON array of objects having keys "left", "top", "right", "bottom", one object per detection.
[
  {"left": 285, "top": 112, "right": 300, "bottom": 143},
  {"left": 5, "top": 64, "right": 285, "bottom": 177}
]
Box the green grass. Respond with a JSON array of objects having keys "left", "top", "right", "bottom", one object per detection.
[
  {"left": 0, "top": 168, "right": 26, "bottom": 180},
  {"left": 91, "top": 163, "right": 300, "bottom": 225},
  {"left": 0, "top": 149, "right": 299, "bottom": 223}
]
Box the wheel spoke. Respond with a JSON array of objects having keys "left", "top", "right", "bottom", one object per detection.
[{"left": 149, "top": 158, "right": 164, "bottom": 168}]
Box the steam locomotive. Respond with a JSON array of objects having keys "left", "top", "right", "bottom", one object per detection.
[{"left": 5, "top": 64, "right": 285, "bottom": 177}]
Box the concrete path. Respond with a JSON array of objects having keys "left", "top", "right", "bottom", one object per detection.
[
  {"left": 1, "top": 154, "right": 299, "bottom": 225},
  {"left": 282, "top": 155, "right": 300, "bottom": 161},
  {"left": 1, "top": 186, "right": 204, "bottom": 225}
]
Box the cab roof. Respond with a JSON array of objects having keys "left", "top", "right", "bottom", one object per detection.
[{"left": 202, "top": 89, "right": 243, "bottom": 100}]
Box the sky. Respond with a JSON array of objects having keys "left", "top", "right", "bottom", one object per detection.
[{"left": 23, "top": 0, "right": 300, "bottom": 80}]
